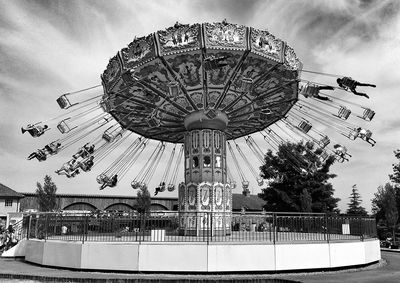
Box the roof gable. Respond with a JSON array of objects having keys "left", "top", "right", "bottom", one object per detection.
[{"left": 0, "top": 183, "right": 24, "bottom": 198}]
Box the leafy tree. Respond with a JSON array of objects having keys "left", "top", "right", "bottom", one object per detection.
[
  {"left": 36, "top": 175, "right": 58, "bottom": 212},
  {"left": 388, "top": 150, "right": 400, "bottom": 215},
  {"left": 372, "top": 183, "right": 399, "bottom": 243},
  {"left": 136, "top": 185, "right": 151, "bottom": 214},
  {"left": 389, "top": 150, "right": 400, "bottom": 184},
  {"left": 259, "top": 141, "right": 339, "bottom": 212},
  {"left": 346, "top": 185, "right": 368, "bottom": 216}
]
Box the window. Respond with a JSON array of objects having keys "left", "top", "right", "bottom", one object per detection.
[
  {"left": 203, "top": 156, "right": 211, "bottom": 168},
  {"left": 5, "top": 199, "right": 13, "bottom": 207},
  {"left": 215, "top": 156, "right": 221, "bottom": 168},
  {"left": 185, "top": 157, "right": 190, "bottom": 169}
]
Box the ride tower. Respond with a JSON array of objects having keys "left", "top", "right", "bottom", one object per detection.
[{"left": 100, "top": 21, "right": 302, "bottom": 236}]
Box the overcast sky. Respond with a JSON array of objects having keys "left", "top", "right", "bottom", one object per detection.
[{"left": 1, "top": 0, "right": 399, "bottom": 213}]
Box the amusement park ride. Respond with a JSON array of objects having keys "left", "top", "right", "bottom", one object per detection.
[{"left": 23, "top": 21, "right": 376, "bottom": 236}]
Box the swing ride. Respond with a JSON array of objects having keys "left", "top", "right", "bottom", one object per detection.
[{"left": 23, "top": 21, "right": 377, "bottom": 236}]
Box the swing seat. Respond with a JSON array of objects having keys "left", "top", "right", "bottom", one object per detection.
[
  {"left": 319, "top": 150, "right": 329, "bottom": 162},
  {"left": 347, "top": 129, "right": 359, "bottom": 140},
  {"left": 56, "top": 94, "right": 77, "bottom": 109},
  {"left": 131, "top": 180, "right": 141, "bottom": 189},
  {"left": 102, "top": 130, "right": 122, "bottom": 143},
  {"left": 168, "top": 81, "right": 180, "bottom": 98},
  {"left": 318, "top": 136, "right": 330, "bottom": 148},
  {"left": 167, "top": 184, "right": 175, "bottom": 192},
  {"left": 231, "top": 181, "right": 237, "bottom": 189},
  {"left": 298, "top": 120, "right": 312, "bottom": 133},
  {"left": 337, "top": 106, "right": 351, "bottom": 120},
  {"left": 242, "top": 181, "right": 249, "bottom": 189},
  {"left": 300, "top": 84, "right": 318, "bottom": 98},
  {"left": 361, "top": 108, "right": 375, "bottom": 121},
  {"left": 57, "top": 118, "right": 77, "bottom": 134},
  {"left": 159, "top": 182, "right": 166, "bottom": 192},
  {"left": 257, "top": 178, "right": 264, "bottom": 186}
]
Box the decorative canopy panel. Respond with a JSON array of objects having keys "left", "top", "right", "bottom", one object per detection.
[{"left": 101, "top": 21, "right": 302, "bottom": 143}]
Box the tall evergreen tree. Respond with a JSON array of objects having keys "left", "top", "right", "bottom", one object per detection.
[
  {"left": 346, "top": 185, "right": 368, "bottom": 216},
  {"left": 136, "top": 185, "right": 151, "bottom": 214},
  {"left": 258, "top": 141, "right": 339, "bottom": 212},
  {"left": 36, "top": 175, "right": 58, "bottom": 212}
]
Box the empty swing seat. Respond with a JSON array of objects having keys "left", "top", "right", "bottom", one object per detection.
[
  {"left": 337, "top": 106, "right": 351, "bottom": 120},
  {"left": 167, "top": 184, "right": 175, "bottom": 192},
  {"left": 298, "top": 120, "right": 312, "bottom": 133},
  {"left": 56, "top": 94, "right": 77, "bottom": 109},
  {"left": 242, "top": 181, "right": 249, "bottom": 189},
  {"left": 57, "top": 118, "right": 76, "bottom": 134},
  {"left": 361, "top": 108, "right": 375, "bottom": 121}
]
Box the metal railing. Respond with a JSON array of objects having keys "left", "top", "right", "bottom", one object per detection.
[{"left": 20, "top": 211, "right": 377, "bottom": 244}]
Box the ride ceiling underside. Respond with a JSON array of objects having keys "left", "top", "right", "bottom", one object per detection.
[{"left": 101, "top": 21, "right": 302, "bottom": 143}]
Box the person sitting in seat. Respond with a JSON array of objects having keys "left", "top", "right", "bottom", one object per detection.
[
  {"left": 337, "top": 77, "right": 376, "bottom": 99},
  {"left": 21, "top": 124, "right": 49, "bottom": 137},
  {"left": 100, "top": 174, "right": 118, "bottom": 190},
  {"left": 73, "top": 143, "right": 95, "bottom": 159},
  {"left": 154, "top": 186, "right": 161, "bottom": 196},
  {"left": 27, "top": 149, "right": 47, "bottom": 162},
  {"left": 300, "top": 83, "right": 334, "bottom": 101},
  {"left": 79, "top": 156, "right": 94, "bottom": 172},
  {"left": 356, "top": 127, "right": 376, "bottom": 147},
  {"left": 55, "top": 159, "right": 79, "bottom": 176},
  {"left": 44, "top": 142, "right": 62, "bottom": 155},
  {"left": 333, "top": 144, "right": 351, "bottom": 162}
]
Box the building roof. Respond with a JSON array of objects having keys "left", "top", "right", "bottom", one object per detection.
[
  {"left": 232, "top": 193, "right": 266, "bottom": 211},
  {"left": 0, "top": 183, "right": 24, "bottom": 198}
]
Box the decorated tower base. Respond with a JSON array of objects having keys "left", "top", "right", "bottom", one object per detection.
[{"left": 179, "top": 110, "right": 232, "bottom": 236}]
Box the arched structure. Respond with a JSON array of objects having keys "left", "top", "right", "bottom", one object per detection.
[
  {"left": 63, "top": 202, "right": 97, "bottom": 211},
  {"left": 104, "top": 203, "right": 135, "bottom": 212}
]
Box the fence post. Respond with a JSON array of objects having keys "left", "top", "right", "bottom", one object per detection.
[
  {"left": 44, "top": 214, "right": 48, "bottom": 242},
  {"left": 325, "top": 214, "right": 330, "bottom": 243},
  {"left": 27, "top": 215, "right": 31, "bottom": 240},
  {"left": 273, "top": 213, "right": 276, "bottom": 244},
  {"left": 81, "top": 216, "right": 85, "bottom": 244}
]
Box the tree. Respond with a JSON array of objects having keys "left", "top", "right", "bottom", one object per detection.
[
  {"left": 372, "top": 183, "right": 399, "bottom": 243},
  {"left": 259, "top": 141, "right": 340, "bottom": 212},
  {"left": 389, "top": 150, "right": 400, "bottom": 184},
  {"left": 136, "top": 185, "right": 151, "bottom": 214},
  {"left": 388, "top": 150, "right": 400, "bottom": 216},
  {"left": 346, "top": 185, "right": 368, "bottom": 216},
  {"left": 36, "top": 175, "right": 58, "bottom": 212}
]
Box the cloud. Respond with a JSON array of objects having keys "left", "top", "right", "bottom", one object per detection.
[{"left": 0, "top": 0, "right": 399, "bottom": 213}]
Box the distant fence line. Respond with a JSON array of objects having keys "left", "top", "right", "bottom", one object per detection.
[{"left": 17, "top": 211, "right": 377, "bottom": 244}]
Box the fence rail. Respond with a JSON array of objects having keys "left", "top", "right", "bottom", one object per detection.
[{"left": 19, "top": 211, "right": 377, "bottom": 244}]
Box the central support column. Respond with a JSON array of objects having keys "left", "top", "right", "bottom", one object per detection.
[{"left": 179, "top": 110, "right": 232, "bottom": 236}]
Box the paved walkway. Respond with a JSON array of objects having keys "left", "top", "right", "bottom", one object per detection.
[{"left": 0, "top": 251, "right": 399, "bottom": 282}]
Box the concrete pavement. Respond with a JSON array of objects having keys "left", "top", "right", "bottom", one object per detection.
[{"left": 0, "top": 251, "right": 399, "bottom": 282}]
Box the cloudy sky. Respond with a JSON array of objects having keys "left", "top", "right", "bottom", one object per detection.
[{"left": 1, "top": 0, "right": 399, "bottom": 213}]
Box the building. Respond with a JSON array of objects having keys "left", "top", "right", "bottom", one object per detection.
[
  {"left": 0, "top": 183, "right": 24, "bottom": 227},
  {"left": 19, "top": 192, "right": 265, "bottom": 213}
]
